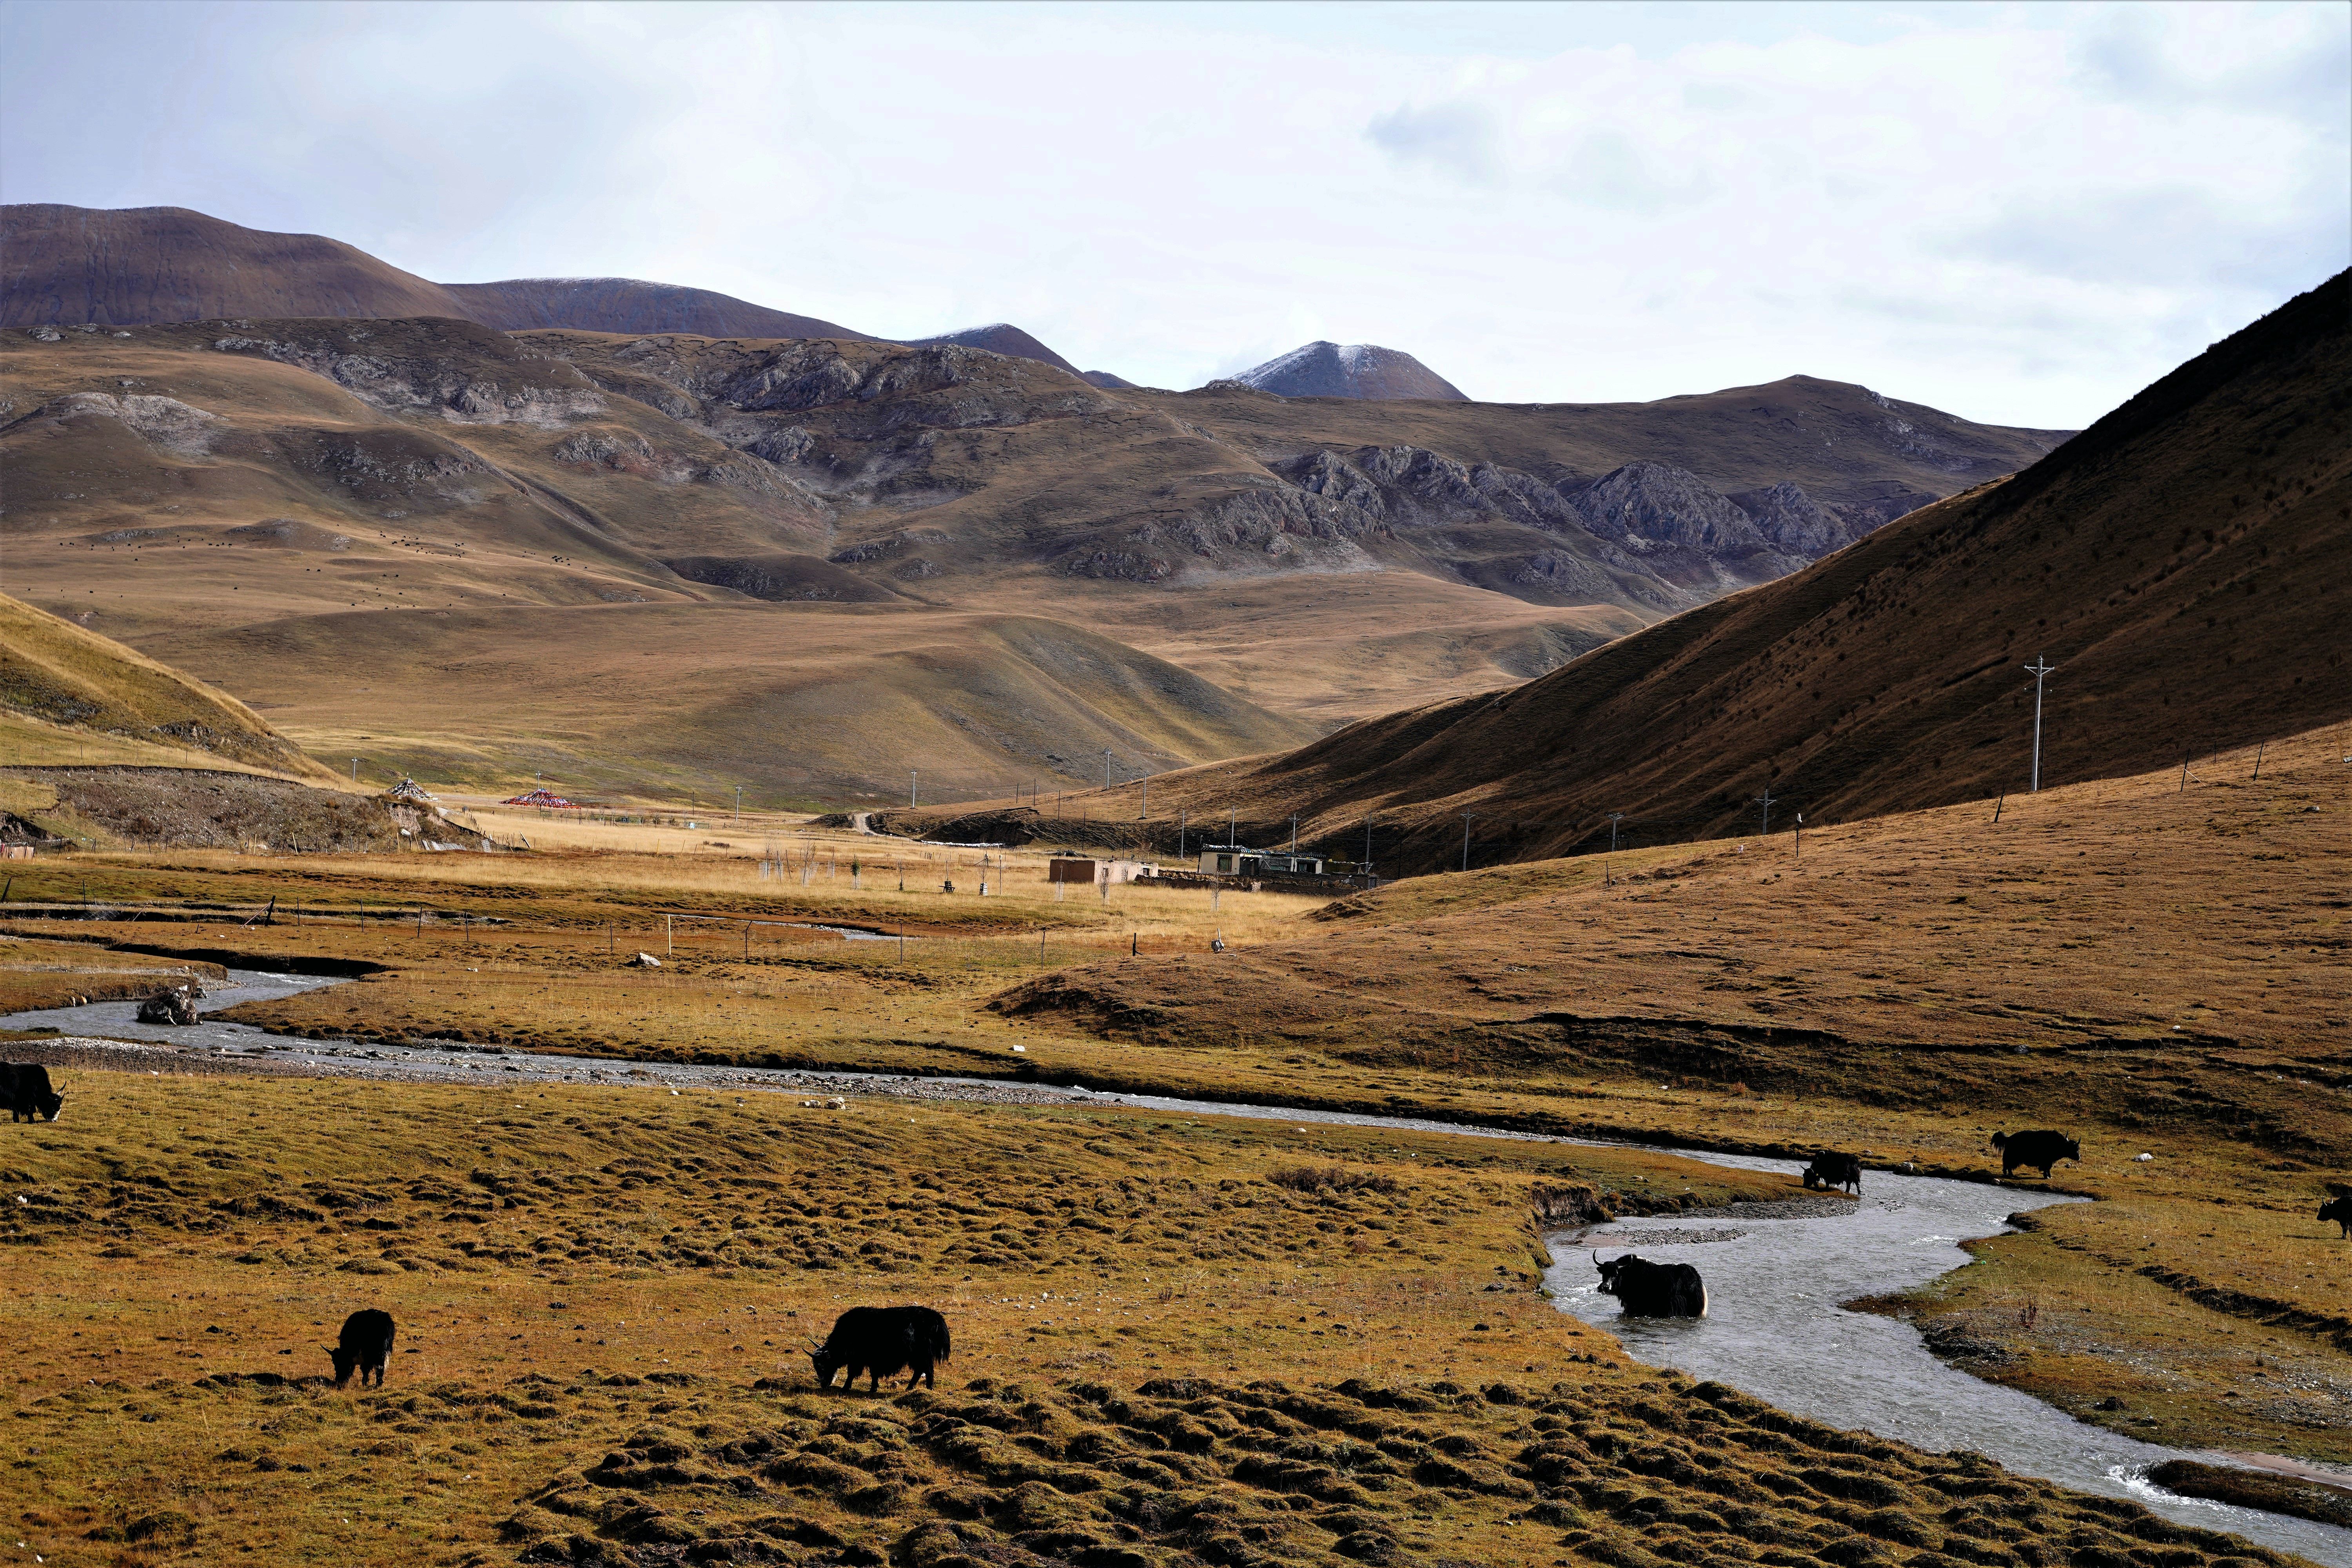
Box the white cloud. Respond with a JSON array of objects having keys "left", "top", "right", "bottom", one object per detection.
[{"left": 0, "top": 0, "right": 2343, "bottom": 426}]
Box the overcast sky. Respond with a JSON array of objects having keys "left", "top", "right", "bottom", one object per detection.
[{"left": 4, "top": 1, "right": 2345, "bottom": 426}]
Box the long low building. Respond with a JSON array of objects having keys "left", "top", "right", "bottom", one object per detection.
[{"left": 1195, "top": 844, "right": 1327, "bottom": 877}]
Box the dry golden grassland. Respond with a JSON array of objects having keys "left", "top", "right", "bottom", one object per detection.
[
  {"left": 1, "top": 1070, "right": 2307, "bottom": 1568},
  {"left": 2, "top": 739, "right": 2346, "bottom": 1553}
]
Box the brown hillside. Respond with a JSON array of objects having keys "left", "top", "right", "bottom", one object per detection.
[
  {"left": 1023, "top": 270, "right": 2349, "bottom": 871},
  {"left": 908, "top": 321, "right": 1083, "bottom": 373},
  {"left": 0, "top": 592, "right": 341, "bottom": 780},
  {"left": 3, "top": 307, "right": 2069, "bottom": 798},
  {"left": 444, "top": 276, "right": 862, "bottom": 341},
  {"left": 0, "top": 204, "right": 474, "bottom": 328}
]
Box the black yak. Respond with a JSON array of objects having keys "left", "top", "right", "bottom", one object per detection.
[
  {"left": 330, "top": 1309, "right": 396, "bottom": 1388},
  {"left": 1803, "top": 1152, "right": 1862, "bottom": 1196},
  {"left": 808, "top": 1305, "right": 951, "bottom": 1392},
  {"left": 1991, "top": 1130, "right": 2080, "bottom": 1179},
  {"left": 1593, "top": 1252, "right": 1708, "bottom": 1318},
  {"left": 2320, "top": 1196, "right": 2352, "bottom": 1239},
  {"left": 2, "top": 1062, "right": 63, "bottom": 1122}
]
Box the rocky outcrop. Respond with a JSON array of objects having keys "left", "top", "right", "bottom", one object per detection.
[
  {"left": 205, "top": 319, "right": 607, "bottom": 427},
  {"left": 1571, "top": 462, "right": 1769, "bottom": 554},
  {"left": 4, "top": 391, "right": 223, "bottom": 456},
  {"left": 1727, "top": 481, "right": 1852, "bottom": 556}
]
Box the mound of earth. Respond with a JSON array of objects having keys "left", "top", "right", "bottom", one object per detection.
[{"left": 4, "top": 766, "right": 490, "bottom": 853}]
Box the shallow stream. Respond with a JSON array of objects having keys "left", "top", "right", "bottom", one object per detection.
[{"left": 5, "top": 973, "right": 2345, "bottom": 1561}]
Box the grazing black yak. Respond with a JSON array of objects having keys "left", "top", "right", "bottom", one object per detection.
[
  {"left": 809, "top": 1305, "right": 951, "bottom": 1392},
  {"left": 330, "top": 1309, "right": 396, "bottom": 1388},
  {"left": 1593, "top": 1252, "right": 1708, "bottom": 1318},
  {"left": 2320, "top": 1196, "right": 2352, "bottom": 1239},
  {"left": 1991, "top": 1129, "right": 2080, "bottom": 1180},
  {"left": 3, "top": 1062, "right": 63, "bottom": 1122}
]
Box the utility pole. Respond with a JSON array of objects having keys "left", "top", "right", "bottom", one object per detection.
[
  {"left": 1229, "top": 807, "right": 1236, "bottom": 847},
  {"left": 1178, "top": 808, "right": 1187, "bottom": 861},
  {"left": 1753, "top": 787, "right": 1777, "bottom": 835},
  {"left": 1607, "top": 811, "right": 1625, "bottom": 853},
  {"left": 1794, "top": 811, "right": 1803, "bottom": 862},
  {"left": 734, "top": 785, "right": 742, "bottom": 822},
  {"left": 2024, "top": 655, "right": 2057, "bottom": 791},
  {"left": 1363, "top": 817, "right": 1373, "bottom": 879},
  {"left": 1140, "top": 774, "right": 1148, "bottom": 821},
  {"left": 350, "top": 757, "right": 358, "bottom": 785},
  {"left": 1101, "top": 748, "right": 1112, "bottom": 790},
  {"left": 1461, "top": 813, "right": 1475, "bottom": 873},
  {"left": 910, "top": 770, "right": 918, "bottom": 809},
  {"left": 1290, "top": 816, "right": 1298, "bottom": 853}
]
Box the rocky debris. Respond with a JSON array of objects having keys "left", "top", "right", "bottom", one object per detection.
[
  {"left": 7, "top": 391, "right": 223, "bottom": 457},
  {"left": 11, "top": 766, "right": 449, "bottom": 854},
  {"left": 136, "top": 985, "right": 202, "bottom": 1025},
  {"left": 1233, "top": 341, "right": 1468, "bottom": 401}
]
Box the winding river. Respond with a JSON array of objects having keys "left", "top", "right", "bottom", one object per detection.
[{"left": 5, "top": 969, "right": 2347, "bottom": 1563}]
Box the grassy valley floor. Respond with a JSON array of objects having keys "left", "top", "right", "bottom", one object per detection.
[
  {"left": 0, "top": 1071, "right": 2318, "bottom": 1568},
  {"left": 1, "top": 738, "right": 2347, "bottom": 1560}
]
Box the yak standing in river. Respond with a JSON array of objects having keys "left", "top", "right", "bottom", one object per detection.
[
  {"left": 1991, "top": 1130, "right": 2080, "bottom": 1180},
  {"left": 809, "top": 1305, "right": 951, "bottom": 1392},
  {"left": 1593, "top": 1252, "right": 1708, "bottom": 1318},
  {"left": 1803, "top": 1152, "right": 1863, "bottom": 1196}
]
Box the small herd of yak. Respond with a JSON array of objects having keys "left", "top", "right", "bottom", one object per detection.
[{"left": 7, "top": 1061, "right": 2350, "bottom": 1370}]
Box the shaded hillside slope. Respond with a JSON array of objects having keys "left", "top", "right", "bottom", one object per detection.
[
  {"left": 0, "top": 204, "right": 474, "bottom": 328},
  {"left": 444, "top": 276, "right": 862, "bottom": 340},
  {"left": 0, "top": 593, "right": 340, "bottom": 781},
  {"left": 1033, "top": 270, "right": 2347, "bottom": 871}
]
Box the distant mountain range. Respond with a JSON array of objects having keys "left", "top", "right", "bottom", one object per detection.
[
  {"left": 4, "top": 204, "right": 1431, "bottom": 400},
  {"left": 1, "top": 200, "right": 2079, "bottom": 800},
  {"left": 1233, "top": 341, "right": 1467, "bottom": 401}
]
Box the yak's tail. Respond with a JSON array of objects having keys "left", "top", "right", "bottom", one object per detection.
[
  {"left": 923, "top": 1318, "right": 953, "bottom": 1363},
  {"left": 1989, "top": 1131, "right": 2009, "bottom": 1149}
]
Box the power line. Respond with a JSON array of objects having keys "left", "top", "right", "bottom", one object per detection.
[{"left": 2024, "top": 655, "right": 2058, "bottom": 791}]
